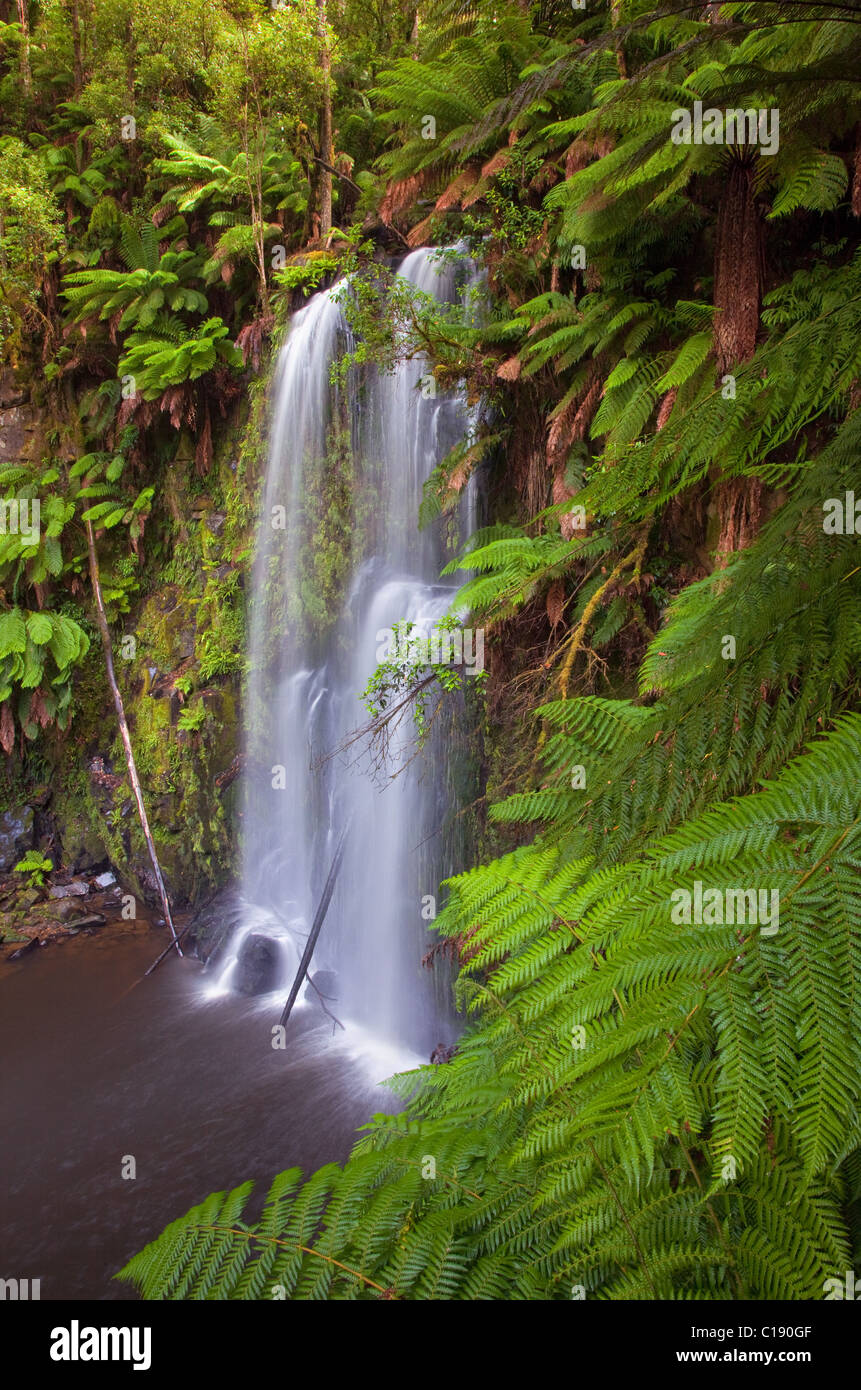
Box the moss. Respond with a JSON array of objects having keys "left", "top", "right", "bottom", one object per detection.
[{"left": 0, "top": 329, "right": 273, "bottom": 907}]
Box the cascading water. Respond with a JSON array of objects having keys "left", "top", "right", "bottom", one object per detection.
[{"left": 211, "top": 248, "right": 482, "bottom": 1058}]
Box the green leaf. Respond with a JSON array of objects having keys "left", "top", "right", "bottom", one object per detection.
[
  {"left": 26, "top": 612, "right": 53, "bottom": 645},
  {"left": 0, "top": 609, "right": 27, "bottom": 657},
  {"left": 20, "top": 640, "right": 45, "bottom": 688}
]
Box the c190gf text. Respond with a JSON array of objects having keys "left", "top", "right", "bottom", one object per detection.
[{"left": 691, "top": 1326, "right": 812, "bottom": 1340}]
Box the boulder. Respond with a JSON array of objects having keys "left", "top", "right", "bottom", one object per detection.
[
  {"left": 0, "top": 807, "right": 35, "bottom": 872},
  {"left": 68, "top": 831, "right": 109, "bottom": 875},
  {"left": 54, "top": 898, "right": 88, "bottom": 922},
  {"left": 305, "top": 969, "right": 339, "bottom": 1003},
  {"left": 234, "top": 932, "right": 282, "bottom": 996}
]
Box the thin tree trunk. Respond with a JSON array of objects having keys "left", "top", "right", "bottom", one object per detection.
[
  {"left": 16, "top": 0, "right": 31, "bottom": 96},
  {"left": 317, "top": 0, "right": 333, "bottom": 238},
  {"left": 67, "top": 0, "right": 83, "bottom": 96},
  {"left": 240, "top": 102, "right": 270, "bottom": 316},
  {"left": 85, "top": 520, "right": 182, "bottom": 955},
  {"left": 237, "top": 24, "right": 270, "bottom": 315}
]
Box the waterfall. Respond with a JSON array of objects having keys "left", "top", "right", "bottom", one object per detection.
[{"left": 211, "top": 248, "right": 481, "bottom": 1056}]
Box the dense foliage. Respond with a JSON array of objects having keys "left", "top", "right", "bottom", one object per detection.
[{"left": 3, "top": 0, "right": 860, "bottom": 1300}]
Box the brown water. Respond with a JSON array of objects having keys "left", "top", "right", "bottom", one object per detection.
[{"left": 0, "top": 914, "right": 410, "bottom": 1300}]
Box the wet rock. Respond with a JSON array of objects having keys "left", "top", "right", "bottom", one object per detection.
[
  {"left": 430, "top": 1042, "right": 458, "bottom": 1065},
  {"left": 68, "top": 912, "right": 107, "bottom": 931},
  {"left": 185, "top": 884, "right": 244, "bottom": 966},
  {"left": 305, "top": 969, "right": 338, "bottom": 1003},
  {"left": 48, "top": 879, "right": 89, "bottom": 899},
  {"left": 54, "top": 898, "right": 87, "bottom": 922},
  {"left": 69, "top": 834, "right": 109, "bottom": 874},
  {"left": 0, "top": 807, "right": 35, "bottom": 871},
  {"left": 234, "top": 932, "right": 281, "bottom": 996},
  {"left": 92, "top": 871, "right": 116, "bottom": 888}
]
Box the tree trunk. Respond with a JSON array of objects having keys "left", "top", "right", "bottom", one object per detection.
[
  {"left": 317, "top": 0, "right": 333, "bottom": 238},
  {"left": 239, "top": 101, "right": 270, "bottom": 316},
  {"left": 85, "top": 520, "right": 182, "bottom": 955},
  {"left": 16, "top": 0, "right": 31, "bottom": 97},
  {"left": 67, "top": 0, "right": 84, "bottom": 96},
  {"left": 712, "top": 158, "right": 765, "bottom": 565}
]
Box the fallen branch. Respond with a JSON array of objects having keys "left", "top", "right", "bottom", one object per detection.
[
  {"left": 280, "top": 822, "right": 350, "bottom": 1030},
  {"left": 86, "top": 518, "right": 182, "bottom": 957},
  {"left": 143, "top": 883, "right": 227, "bottom": 977},
  {"left": 312, "top": 155, "right": 362, "bottom": 196},
  {"left": 143, "top": 919, "right": 196, "bottom": 977},
  {"left": 313, "top": 672, "right": 438, "bottom": 776},
  {"left": 304, "top": 974, "right": 344, "bottom": 1032}
]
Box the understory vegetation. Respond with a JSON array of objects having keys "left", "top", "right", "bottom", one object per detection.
[{"left": 2, "top": 0, "right": 860, "bottom": 1300}]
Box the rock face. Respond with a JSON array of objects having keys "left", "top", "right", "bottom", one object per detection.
[
  {"left": 234, "top": 932, "right": 282, "bottom": 996},
  {"left": 0, "top": 371, "right": 40, "bottom": 465},
  {"left": 0, "top": 807, "right": 35, "bottom": 872}
]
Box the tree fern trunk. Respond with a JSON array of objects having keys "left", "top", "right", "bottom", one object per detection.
[{"left": 712, "top": 158, "right": 765, "bottom": 565}]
